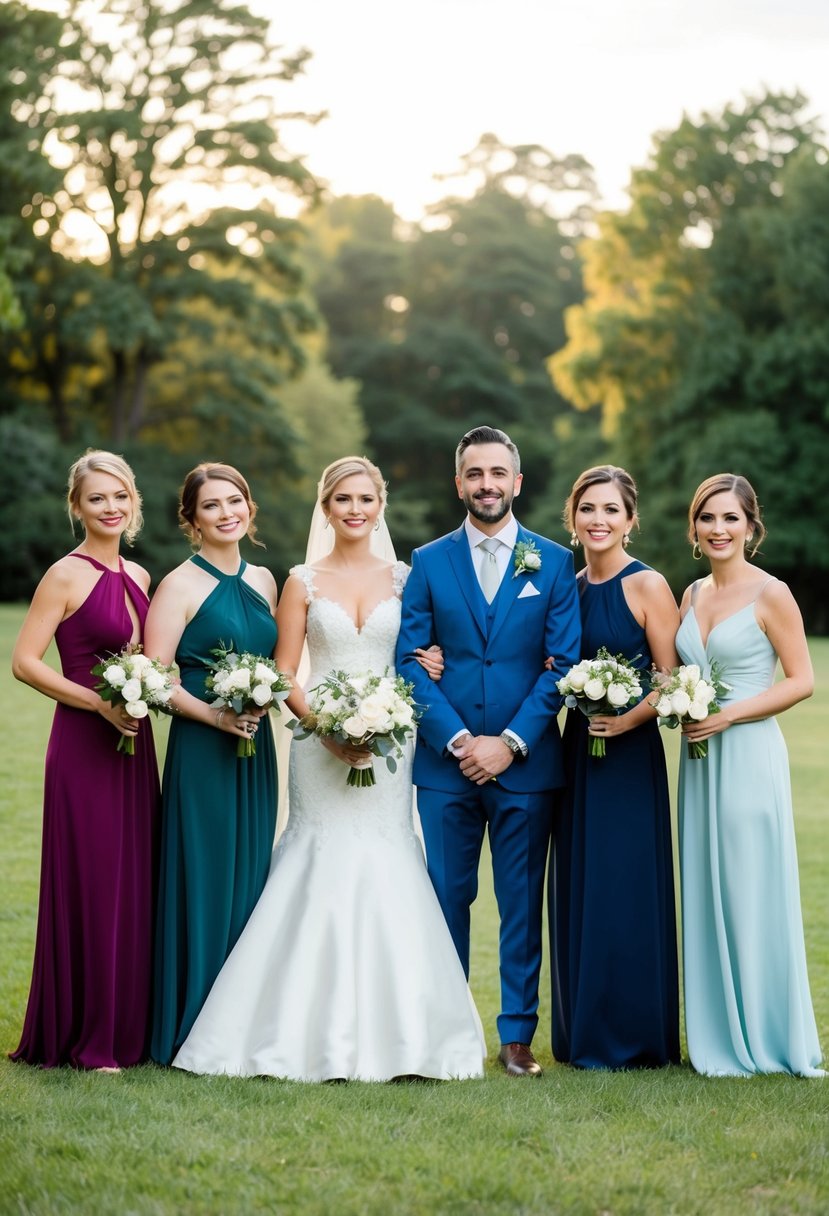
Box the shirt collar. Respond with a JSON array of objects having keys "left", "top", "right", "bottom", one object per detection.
[{"left": 464, "top": 515, "right": 519, "bottom": 552}]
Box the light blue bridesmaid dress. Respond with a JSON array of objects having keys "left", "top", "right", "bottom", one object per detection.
[{"left": 676, "top": 580, "right": 823, "bottom": 1077}]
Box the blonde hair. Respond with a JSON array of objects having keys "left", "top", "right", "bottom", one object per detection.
[
  {"left": 317, "top": 456, "right": 387, "bottom": 512},
  {"left": 688, "top": 473, "right": 766, "bottom": 556},
  {"left": 178, "top": 462, "right": 262, "bottom": 548},
  {"left": 67, "top": 449, "right": 143, "bottom": 545}
]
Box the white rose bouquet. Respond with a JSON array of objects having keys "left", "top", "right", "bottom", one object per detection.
[
  {"left": 289, "top": 670, "right": 421, "bottom": 788},
  {"left": 206, "top": 643, "right": 292, "bottom": 758},
  {"left": 557, "top": 646, "right": 644, "bottom": 758},
  {"left": 92, "top": 646, "right": 175, "bottom": 755},
  {"left": 649, "top": 662, "right": 731, "bottom": 759}
]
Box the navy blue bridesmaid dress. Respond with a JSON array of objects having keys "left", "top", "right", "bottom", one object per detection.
[{"left": 549, "top": 560, "right": 680, "bottom": 1069}]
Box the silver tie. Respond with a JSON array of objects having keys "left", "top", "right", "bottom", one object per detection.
[{"left": 478, "top": 537, "right": 501, "bottom": 603}]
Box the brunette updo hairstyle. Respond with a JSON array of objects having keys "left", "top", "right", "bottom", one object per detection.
[
  {"left": 563, "top": 464, "right": 639, "bottom": 535},
  {"left": 67, "top": 449, "right": 143, "bottom": 544},
  {"left": 317, "top": 456, "right": 387, "bottom": 515},
  {"left": 687, "top": 473, "right": 766, "bottom": 556},
  {"left": 178, "top": 462, "right": 262, "bottom": 548}
]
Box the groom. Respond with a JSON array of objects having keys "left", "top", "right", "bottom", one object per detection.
[{"left": 397, "top": 425, "right": 581, "bottom": 1076}]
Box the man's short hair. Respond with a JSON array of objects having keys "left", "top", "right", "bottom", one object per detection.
[{"left": 455, "top": 425, "right": 521, "bottom": 476}]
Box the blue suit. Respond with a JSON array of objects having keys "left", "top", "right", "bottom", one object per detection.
[{"left": 397, "top": 521, "right": 581, "bottom": 1045}]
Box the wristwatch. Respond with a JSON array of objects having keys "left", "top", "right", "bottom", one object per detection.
[{"left": 500, "top": 732, "right": 526, "bottom": 759}]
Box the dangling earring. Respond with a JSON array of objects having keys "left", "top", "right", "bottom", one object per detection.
[
  {"left": 623, "top": 532, "right": 631, "bottom": 548},
  {"left": 374, "top": 519, "right": 381, "bottom": 532},
  {"left": 323, "top": 516, "right": 330, "bottom": 530},
  {"left": 692, "top": 539, "right": 702, "bottom": 561},
  {"left": 570, "top": 531, "right": 579, "bottom": 548}
]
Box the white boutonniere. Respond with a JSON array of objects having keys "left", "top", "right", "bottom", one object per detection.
[{"left": 513, "top": 540, "right": 542, "bottom": 578}]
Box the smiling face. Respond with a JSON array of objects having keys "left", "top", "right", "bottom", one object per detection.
[
  {"left": 573, "top": 480, "right": 634, "bottom": 556},
  {"left": 324, "top": 472, "right": 383, "bottom": 541},
  {"left": 193, "top": 478, "right": 252, "bottom": 547},
  {"left": 694, "top": 490, "right": 752, "bottom": 562},
  {"left": 74, "top": 471, "right": 134, "bottom": 541},
  {"left": 455, "top": 442, "right": 522, "bottom": 530}
]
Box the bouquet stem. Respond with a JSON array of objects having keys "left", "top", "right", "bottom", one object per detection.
[
  {"left": 117, "top": 734, "right": 136, "bottom": 756},
  {"left": 686, "top": 739, "right": 708, "bottom": 760},
  {"left": 347, "top": 762, "right": 376, "bottom": 788},
  {"left": 237, "top": 736, "right": 256, "bottom": 759},
  {"left": 588, "top": 735, "right": 606, "bottom": 759}
]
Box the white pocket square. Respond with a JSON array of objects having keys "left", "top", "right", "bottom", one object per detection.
[{"left": 517, "top": 582, "right": 540, "bottom": 599}]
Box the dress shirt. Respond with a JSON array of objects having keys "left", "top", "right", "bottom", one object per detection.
[
  {"left": 447, "top": 515, "right": 527, "bottom": 760},
  {"left": 465, "top": 516, "right": 518, "bottom": 588}
]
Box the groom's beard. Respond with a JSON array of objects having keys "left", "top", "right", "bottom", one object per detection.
[{"left": 464, "top": 489, "right": 513, "bottom": 526}]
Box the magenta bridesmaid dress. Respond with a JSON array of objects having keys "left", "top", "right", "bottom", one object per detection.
[{"left": 11, "top": 554, "right": 160, "bottom": 1069}]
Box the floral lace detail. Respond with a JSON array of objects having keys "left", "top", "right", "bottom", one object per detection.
[
  {"left": 289, "top": 561, "right": 409, "bottom": 606},
  {"left": 281, "top": 563, "right": 417, "bottom": 850}
]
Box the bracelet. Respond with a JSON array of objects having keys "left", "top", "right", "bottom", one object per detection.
[{"left": 214, "top": 708, "right": 226, "bottom": 730}]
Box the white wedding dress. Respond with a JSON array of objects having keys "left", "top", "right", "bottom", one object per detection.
[{"left": 173, "top": 563, "right": 485, "bottom": 1081}]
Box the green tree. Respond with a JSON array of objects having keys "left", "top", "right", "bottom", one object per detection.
[
  {"left": 1, "top": 0, "right": 322, "bottom": 439},
  {"left": 0, "top": 0, "right": 347, "bottom": 593},
  {"left": 550, "top": 92, "right": 829, "bottom": 625},
  {"left": 309, "top": 137, "right": 596, "bottom": 554}
]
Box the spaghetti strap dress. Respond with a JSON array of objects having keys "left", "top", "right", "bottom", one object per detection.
[
  {"left": 549, "top": 560, "right": 680, "bottom": 1069},
  {"left": 677, "top": 580, "right": 823, "bottom": 1076},
  {"left": 11, "top": 554, "right": 160, "bottom": 1069},
  {"left": 151, "top": 554, "right": 278, "bottom": 1064}
]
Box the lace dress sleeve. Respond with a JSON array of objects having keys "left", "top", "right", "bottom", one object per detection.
[
  {"left": 289, "top": 564, "right": 317, "bottom": 606},
  {"left": 392, "top": 561, "right": 410, "bottom": 598}
]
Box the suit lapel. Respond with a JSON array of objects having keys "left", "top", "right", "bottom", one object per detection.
[
  {"left": 446, "top": 526, "right": 488, "bottom": 640},
  {"left": 487, "top": 524, "right": 533, "bottom": 647}
]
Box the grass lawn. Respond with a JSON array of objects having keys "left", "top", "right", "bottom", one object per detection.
[{"left": 0, "top": 603, "right": 826, "bottom": 1215}]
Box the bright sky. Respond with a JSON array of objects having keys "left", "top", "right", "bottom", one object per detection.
[{"left": 261, "top": 0, "right": 829, "bottom": 218}]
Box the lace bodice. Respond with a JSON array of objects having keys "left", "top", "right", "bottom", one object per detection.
[
  {"left": 290, "top": 562, "right": 409, "bottom": 685},
  {"left": 280, "top": 561, "right": 417, "bottom": 848}
]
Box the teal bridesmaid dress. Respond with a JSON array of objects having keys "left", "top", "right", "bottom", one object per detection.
[
  {"left": 151, "top": 556, "right": 277, "bottom": 1064},
  {"left": 676, "top": 581, "right": 823, "bottom": 1077}
]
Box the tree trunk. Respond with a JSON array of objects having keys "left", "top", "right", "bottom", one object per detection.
[
  {"left": 42, "top": 345, "right": 70, "bottom": 443},
  {"left": 127, "top": 347, "right": 148, "bottom": 439},
  {"left": 112, "top": 349, "right": 128, "bottom": 444}
]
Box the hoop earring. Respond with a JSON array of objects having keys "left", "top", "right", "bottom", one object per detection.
[
  {"left": 692, "top": 540, "right": 702, "bottom": 561},
  {"left": 570, "top": 531, "right": 579, "bottom": 548}
]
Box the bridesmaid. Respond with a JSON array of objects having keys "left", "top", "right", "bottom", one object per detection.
[
  {"left": 677, "top": 473, "right": 823, "bottom": 1076},
  {"left": 145, "top": 463, "right": 278, "bottom": 1065},
  {"left": 10, "top": 450, "right": 159, "bottom": 1070},
  {"left": 549, "top": 465, "right": 680, "bottom": 1069}
]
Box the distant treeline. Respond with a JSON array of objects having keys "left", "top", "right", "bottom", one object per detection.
[{"left": 1, "top": 2, "right": 827, "bottom": 628}]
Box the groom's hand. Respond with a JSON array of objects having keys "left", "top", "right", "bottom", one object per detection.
[{"left": 456, "top": 735, "right": 515, "bottom": 785}]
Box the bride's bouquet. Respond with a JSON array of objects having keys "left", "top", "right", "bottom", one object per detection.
[
  {"left": 649, "top": 662, "right": 730, "bottom": 759},
  {"left": 289, "top": 670, "right": 421, "bottom": 788},
  {"left": 92, "top": 646, "right": 175, "bottom": 755},
  {"left": 206, "top": 643, "right": 292, "bottom": 757},
  {"left": 557, "top": 647, "right": 644, "bottom": 758}
]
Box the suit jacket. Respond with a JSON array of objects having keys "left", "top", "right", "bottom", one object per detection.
[{"left": 396, "top": 521, "right": 581, "bottom": 793}]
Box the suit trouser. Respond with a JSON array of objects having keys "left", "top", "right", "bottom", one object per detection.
[{"left": 417, "top": 783, "right": 554, "bottom": 1046}]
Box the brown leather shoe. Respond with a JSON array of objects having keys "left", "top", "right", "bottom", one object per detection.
[{"left": 498, "top": 1042, "right": 542, "bottom": 1077}]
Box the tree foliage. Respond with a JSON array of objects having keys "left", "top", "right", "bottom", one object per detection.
[
  {"left": 0, "top": 0, "right": 363, "bottom": 592},
  {"left": 550, "top": 92, "right": 829, "bottom": 625},
  {"left": 307, "top": 137, "right": 597, "bottom": 555},
  {"left": 1, "top": 0, "right": 323, "bottom": 441}
]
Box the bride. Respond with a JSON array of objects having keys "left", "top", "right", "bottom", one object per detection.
[{"left": 173, "top": 457, "right": 485, "bottom": 1081}]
